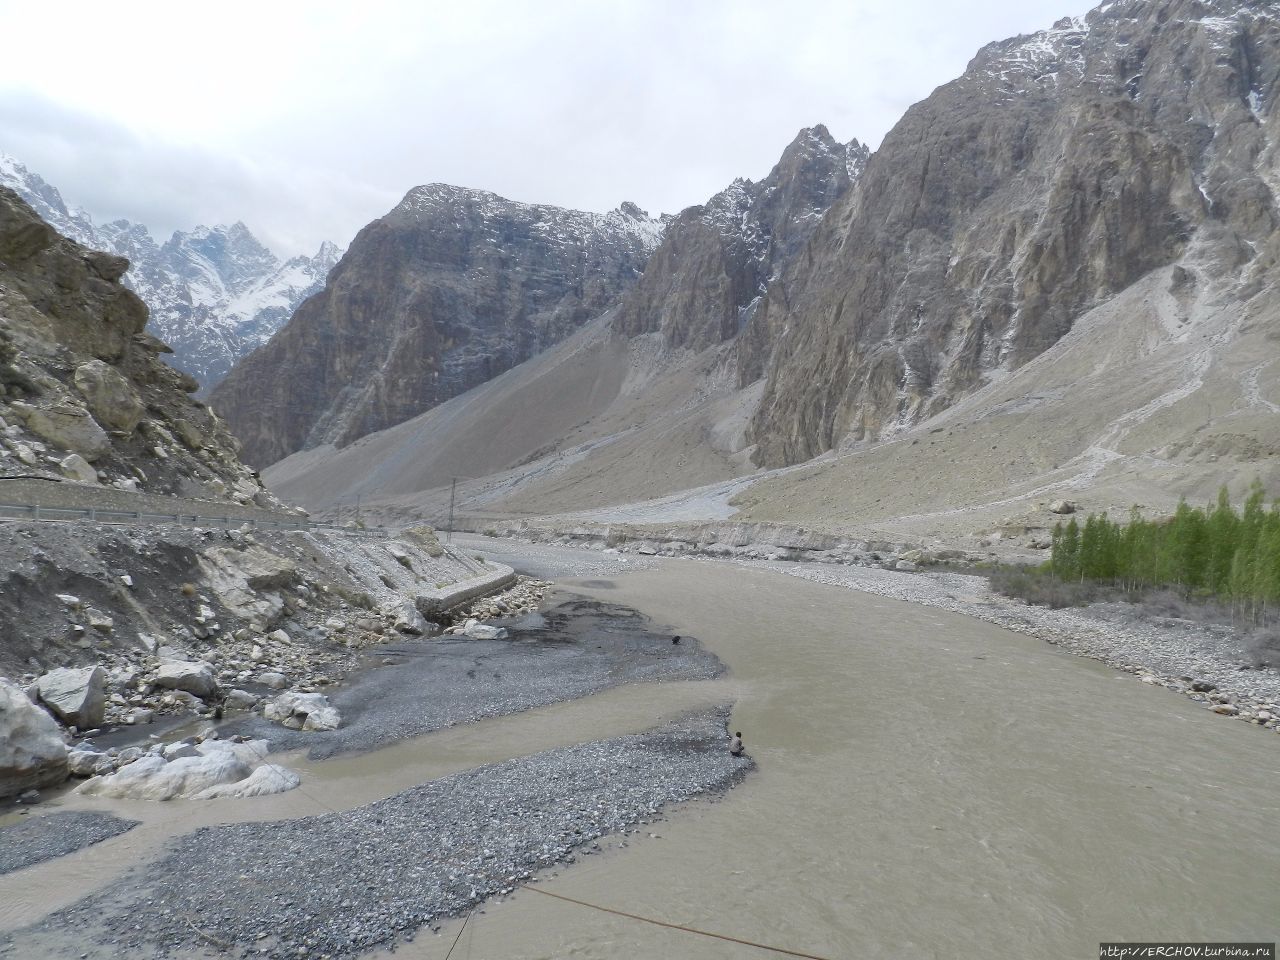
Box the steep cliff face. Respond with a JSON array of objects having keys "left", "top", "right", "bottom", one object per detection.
[
  {"left": 213, "top": 187, "right": 664, "bottom": 467},
  {"left": 0, "top": 156, "right": 340, "bottom": 389},
  {"left": 0, "top": 187, "right": 272, "bottom": 502},
  {"left": 617, "top": 125, "right": 866, "bottom": 353},
  {"left": 745, "top": 0, "right": 1280, "bottom": 466}
]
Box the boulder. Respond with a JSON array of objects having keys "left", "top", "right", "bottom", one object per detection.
[
  {"left": 12, "top": 399, "right": 110, "bottom": 460},
  {"left": 0, "top": 678, "right": 69, "bottom": 798},
  {"left": 1048, "top": 500, "right": 1077, "bottom": 515},
  {"left": 462, "top": 619, "right": 508, "bottom": 640},
  {"left": 257, "top": 671, "right": 288, "bottom": 690},
  {"left": 263, "top": 691, "right": 341, "bottom": 732},
  {"left": 75, "top": 750, "right": 252, "bottom": 801},
  {"left": 36, "top": 666, "right": 106, "bottom": 728},
  {"left": 58, "top": 453, "right": 98, "bottom": 484},
  {"left": 67, "top": 747, "right": 105, "bottom": 777},
  {"left": 72, "top": 359, "right": 145, "bottom": 433},
  {"left": 191, "top": 763, "right": 299, "bottom": 799},
  {"left": 198, "top": 546, "right": 297, "bottom": 629},
  {"left": 153, "top": 661, "right": 218, "bottom": 699},
  {"left": 387, "top": 599, "right": 427, "bottom": 635}
]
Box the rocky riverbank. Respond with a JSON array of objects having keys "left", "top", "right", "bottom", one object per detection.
[
  {"left": 0, "top": 522, "right": 526, "bottom": 801},
  {"left": 2, "top": 708, "right": 751, "bottom": 960}
]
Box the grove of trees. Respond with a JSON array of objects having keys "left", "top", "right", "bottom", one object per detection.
[{"left": 1049, "top": 481, "right": 1280, "bottom": 615}]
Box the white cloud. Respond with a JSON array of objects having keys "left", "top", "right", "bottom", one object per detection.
[{"left": 0, "top": 0, "right": 1081, "bottom": 255}]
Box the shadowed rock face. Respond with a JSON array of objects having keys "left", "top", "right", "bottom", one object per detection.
[
  {"left": 617, "top": 125, "right": 866, "bottom": 353},
  {"left": 744, "top": 0, "right": 1280, "bottom": 467},
  {"left": 211, "top": 188, "right": 664, "bottom": 467}
]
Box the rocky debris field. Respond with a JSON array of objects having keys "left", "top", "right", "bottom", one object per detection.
[
  {"left": 0, "top": 520, "right": 516, "bottom": 801},
  {"left": 0, "top": 811, "right": 138, "bottom": 876},
  {"left": 4, "top": 708, "right": 749, "bottom": 960},
  {"left": 231, "top": 593, "right": 723, "bottom": 759},
  {"left": 757, "top": 559, "right": 1280, "bottom": 737}
]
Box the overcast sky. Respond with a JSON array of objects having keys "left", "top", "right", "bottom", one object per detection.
[{"left": 0, "top": 0, "right": 1082, "bottom": 257}]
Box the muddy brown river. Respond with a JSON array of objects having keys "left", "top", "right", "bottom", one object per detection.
[{"left": 4, "top": 560, "right": 1279, "bottom": 958}]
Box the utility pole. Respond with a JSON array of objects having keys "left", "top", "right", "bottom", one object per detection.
[{"left": 447, "top": 477, "right": 457, "bottom": 542}]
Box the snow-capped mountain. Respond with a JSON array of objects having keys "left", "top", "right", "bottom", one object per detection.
[{"left": 0, "top": 154, "right": 341, "bottom": 389}]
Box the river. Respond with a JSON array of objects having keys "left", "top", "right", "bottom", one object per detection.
[{"left": 3, "top": 557, "right": 1278, "bottom": 958}]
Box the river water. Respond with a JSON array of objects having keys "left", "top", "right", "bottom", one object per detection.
[{"left": 4, "top": 559, "right": 1278, "bottom": 958}]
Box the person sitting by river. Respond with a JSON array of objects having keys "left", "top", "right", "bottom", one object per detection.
[{"left": 729, "top": 731, "right": 744, "bottom": 756}]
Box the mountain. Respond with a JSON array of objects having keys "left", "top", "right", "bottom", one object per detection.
[
  {"left": 744, "top": 0, "right": 1279, "bottom": 466},
  {"left": 0, "top": 155, "right": 340, "bottom": 389},
  {"left": 263, "top": 125, "right": 866, "bottom": 513},
  {"left": 266, "top": 0, "right": 1280, "bottom": 556},
  {"left": 210, "top": 187, "right": 666, "bottom": 466},
  {"left": 0, "top": 186, "right": 273, "bottom": 503}
]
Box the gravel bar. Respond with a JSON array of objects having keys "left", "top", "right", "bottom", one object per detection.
[
  {"left": 5, "top": 708, "right": 751, "bottom": 960},
  {"left": 230, "top": 594, "right": 724, "bottom": 759},
  {"left": 0, "top": 812, "right": 139, "bottom": 875}
]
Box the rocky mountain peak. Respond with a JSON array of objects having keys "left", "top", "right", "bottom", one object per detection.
[
  {"left": 211, "top": 185, "right": 666, "bottom": 466},
  {"left": 0, "top": 157, "right": 341, "bottom": 391}
]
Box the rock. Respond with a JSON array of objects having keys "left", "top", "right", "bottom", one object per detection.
[
  {"left": 72, "top": 359, "right": 145, "bottom": 433},
  {"left": 894, "top": 560, "right": 918, "bottom": 572},
  {"left": 1211, "top": 703, "right": 1239, "bottom": 716},
  {"left": 11, "top": 399, "right": 110, "bottom": 460},
  {"left": 0, "top": 678, "right": 69, "bottom": 798},
  {"left": 76, "top": 751, "right": 253, "bottom": 801},
  {"left": 171, "top": 418, "right": 205, "bottom": 450},
  {"left": 116, "top": 746, "right": 146, "bottom": 766},
  {"left": 324, "top": 617, "right": 345, "bottom": 631},
  {"left": 190, "top": 762, "right": 299, "bottom": 799},
  {"left": 198, "top": 546, "right": 297, "bottom": 629},
  {"left": 129, "top": 707, "right": 155, "bottom": 725},
  {"left": 85, "top": 609, "right": 113, "bottom": 632},
  {"left": 1048, "top": 501, "right": 1077, "bottom": 515},
  {"left": 263, "top": 692, "right": 341, "bottom": 732},
  {"left": 267, "top": 628, "right": 292, "bottom": 646},
  {"left": 462, "top": 619, "right": 509, "bottom": 640},
  {"left": 385, "top": 543, "right": 415, "bottom": 570},
  {"left": 256, "top": 672, "right": 288, "bottom": 690},
  {"left": 1190, "top": 680, "right": 1217, "bottom": 693},
  {"left": 67, "top": 748, "right": 104, "bottom": 777},
  {"left": 387, "top": 600, "right": 427, "bottom": 635},
  {"left": 153, "top": 661, "right": 218, "bottom": 699},
  {"left": 36, "top": 666, "right": 106, "bottom": 728},
  {"left": 58, "top": 453, "right": 98, "bottom": 484},
  {"left": 224, "top": 689, "right": 258, "bottom": 710},
  {"left": 162, "top": 741, "right": 200, "bottom": 760},
  {"left": 55, "top": 594, "right": 81, "bottom": 608}
]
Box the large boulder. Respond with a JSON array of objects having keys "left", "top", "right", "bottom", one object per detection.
[
  {"left": 58, "top": 453, "right": 98, "bottom": 484},
  {"left": 36, "top": 666, "right": 106, "bottom": 728},
  {"left": 385, "top": 599, "right": 427, "bottom": 635},
  {"left": 0, "top": 678, "right": 68, "bottom": 798},
  {"left": 72, "top": 359, "right": 145, "bottom": 433},
  {"left": 462, "top": 619, "right": 508, "bottom": 640},
  {"left": 198, "top": 546, "right": 297, "bottom": 629},
  {"left": 263, "top": 692, "right": 341, "bottom": 732},
  {"left": 153, "top": 661, "right": 218, "bottom": 700},
  {"left": 11, "top": 399, "right": 110, "bottom": 460},
  {"left": 75, "top": 750, "right": 250, "bottom": 801}
]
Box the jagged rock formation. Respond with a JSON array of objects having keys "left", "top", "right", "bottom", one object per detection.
[
  {"left": 617, "top": 125, "right": 866, "bottom": 352},
  {"left": 212, "top": 188, "right": 665, "bottom": 466},
  {"left": 264, "top": 126, "right": 866, "bottom": 514},
  {"left": 0, "top": 155, "right": 340, "bottom": 389},
  {"left": 0, "top": 186, "right": 273, "bottom": 501},
  {"left": 744, "top": 0, "right": 1280, "bottom": 466}
]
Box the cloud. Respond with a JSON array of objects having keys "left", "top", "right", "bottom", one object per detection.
[{"left": 0, "top": 0, "right": 1081, "bottom": 255}]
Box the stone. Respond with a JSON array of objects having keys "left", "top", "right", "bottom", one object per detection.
[
  {"left": 224, "top": 689, "right": 258, "bottom": 710},
  {"left": 171, "top": 418, "right": 205, "bottom": 450},
  {"left": 55, "top": 594, "right": 81, "bottom": 608},
  {"left": 263, "top": 691, "right": 341, "bottom": 732},
  {"left": 153, "top": 661, "right": 218, "bottom": 699},
  {"left": 1211, "top": 703, "right": 1239, "bottom": 716},
  {"left": 67, "top": 748, "right": 104, "bottom": 777},
  {"left": 385, "top": 543, "right": 415, "bottom": 570},
  {"left": 76, "top": 750, "right": 252, "bottom": 801},
  {"left": 72, "top": 359, "right": 145, "bottom": 433},
  {"left": 387, "top": 600, "right": 427, "bottom": 635},
  {"left": 85, "top": 609, "right": 113, "bottom": 632},
  {"left": 198, "top": 546, "right": 297, "bottom": 629},
  {"left": 267, "top": 629, "right": 292, "bottom": 646},
  {"left": 36, "top": 666, "right": 106, "bottom": 728},
  {"left": 11, "top": 399, "right": 110, "bottom": 460},
  {"left": 257, "top": 672, "right": 288, "bottom": 690},
  {"left": 1048, "top": 501, "right": 1077, "bottom": 515},
  {"left": 894, "top": 560, "right": 918, "bottom": 572},
  {"left": 0, "top": 678, "right": 69, "bottom": 798},
  {"left": 58, "top": 453, "right": 98, "bottom": 484},
  {"left": 462, "top": 619, "right": 508, "bottom": 640},
  {"left": 190, "top": 762, "right": 299, "bottom": 799}
]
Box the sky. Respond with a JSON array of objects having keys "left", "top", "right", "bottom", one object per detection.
[{"left": 0, "top": 0, "right": 1082, "bottom": 257}]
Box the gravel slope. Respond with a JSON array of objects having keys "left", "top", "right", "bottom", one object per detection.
[{"left": 0, "top": 812, "right": 138, "bottom": 876}]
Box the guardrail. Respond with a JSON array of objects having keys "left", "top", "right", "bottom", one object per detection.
[{"left": 0, "top": 501, "right": 391, "bottom": 538}]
